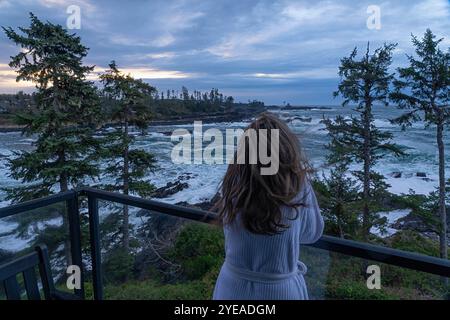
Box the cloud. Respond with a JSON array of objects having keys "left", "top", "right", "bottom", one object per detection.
[
  {"left": 0, "top": 0, "right": 11, "bottom": 9},
  {"left": 0, "top": 0, "right": 448, "bottom": 104},
  {"left": 145, "top": 52, "right": 176, "bottom": 59},
  {"left": 0, "top": 63, "right": 34, "bottom": 91},
  {"left": 281, "top": 1, "right": 349, "bottom": 23},
  {"left": 151, "top": 34, "right": 176, "bottom": 48},
  {"left": 38, "top": 0, "right": 96, "bottom": 13},
  {"left": 206, "top": 1, "right": 353, "bottom": 59},
  {"left": 251, "top": 67, "right": 337, "bottom": 80},
  {"left": 410, "top": 0, "right": 450, "bottom": 19},
  {"left": 0, "top": 61, "right": 192, "bottom": 93},
  {"left": 109, "top": 34, "right": 176, "bottom": 48},
  {"left": 92, "top": 66, "right": 196, "bottom": 80}
]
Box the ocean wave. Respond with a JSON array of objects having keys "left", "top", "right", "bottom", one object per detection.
[{"left": 370, "top": 209, "right": 411, "bottom": 238}]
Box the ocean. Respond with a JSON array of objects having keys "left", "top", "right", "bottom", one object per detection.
[
  {"left": 0, "top": 105, "right": 449, "bottom": 251},
  {"left": 118, "top": 105, "right": 448, "bottom": 204}
]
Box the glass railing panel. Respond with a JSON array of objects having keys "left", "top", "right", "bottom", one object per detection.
[
  {"left": 92, "top": 199, "right": 222, "bottom": 300},
  {"left": 91, "top": 199, "right": 448, "bottom": 300},
  {"left": 0, "top": 201, "right": 73, "bottom": 299},
  {"left": 301, "top": 245, "right": 449, "bottom": 300},
  {"left": 3, "top": 196, "right": 446, "bottom": 300}
]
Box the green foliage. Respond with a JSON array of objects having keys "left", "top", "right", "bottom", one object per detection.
[
  {"left": 316, "top": 163, "right": 360, "bottom": 238},
  {"left": 154, "top": 87, "right": 236, "bottom": 117},
  {"left": 325, "top": 42, "right": 404, "bottom": 239},
  {"left": 326, "top": 279, "right": 396, "bottom": 300},
  {"left": 313, "top": 239, "right": 446, "bottom": 300},
  {"left": 388, "top": 230, "right": 440, "bottom": 257},
  {"left": 2, "top": 13, "right": 101, "bottom": 200},
  {"left": 2, "top": 13, "right": 102, "bottom": 266},
  {"left": 380, "top": 231, "right": 445, "bottom": 298},
  {"left": 103, "top": 279, "right": 211, "bottom": 300},
  {"left": 390, "top": 29, "right": 449, "bottom": 128},
  {"left": 390, "top": 29, "right": 449, "bottom": 259},
  {"left": 91, "top": 225, "right": 448, "bottom": 300},
  {"left": 98, "top": 62, "right": 158, "bottom": 197},
  {"left": 98, "top": 61, "right": 157, "bottom": 250},
  {"left": 169, "top": 223, "right": 224, "bottom": 280},
  {"left": 102, "top": 247, "right": 135, "bottom": 284},
  {"left": 80, "top": 282, "right": 95, "bottom": 300},
  {"left": 100, "top": 61, "right": 156, "bottom": 129},
  {"left": 334, "top": 42, "right": 397, "bottom": 107},
  {"left": 395, "top": 191, "right": 444, "bottom": 238},
  {"left": 92, "top": 223, "right": 225, "bottom": 300}
]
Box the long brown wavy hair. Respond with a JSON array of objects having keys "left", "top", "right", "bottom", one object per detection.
[{"left": 214, "top": 112, "right": 312, "bottom": 235}]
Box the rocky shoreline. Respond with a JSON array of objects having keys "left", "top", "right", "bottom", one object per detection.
[
  {"left": 151, "top": 173, "right": 220, "bottom": 211},
  {"left": 150, "top": 173, "right": 450, "bottom": 246},
  {"left": 148, "top": 110, "right": 255, "bottom": 126},
  {"left": 0, "top": 109, "right": 260, "bottom": 133},
  {"left": 0, "top": 125, "right": 23, "bottom": 133}
]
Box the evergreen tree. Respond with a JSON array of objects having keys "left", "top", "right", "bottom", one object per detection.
[
  {"left": 326, "top": 43, "right": 404, "bottom": 240},
  {"left": 320, "top": 161, "right": 360, "bottom": 238},
  {"left": 400, "top": 189, "right": 448, "bottom": 240},
  {"left": 99, "top": 61, "right": 156, "bottom": 252},
  {"left": 181, "top": 86, "right": 189, "bottom": 101},
  {"left": 390, "top": 29, "right": 450, "bottom": 259},
  {"left": 2, "top": 13, "right": 101, "bottom": 265},
  {"left": 225, "top": 96, "right": 234, "bottom": 110}
]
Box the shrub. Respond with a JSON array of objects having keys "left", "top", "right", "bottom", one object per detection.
[
  {"left": 103, "top": 279, "right": 210, "bottom": 300},
  {"left": 326, "top": 279, "right": 397, "bottom": 300},
  {"left": 102, "top": 247, "right": 134, "bottom": 284},
  {"left": 169, "top": 223, "right": 224, "bottom": 280}
]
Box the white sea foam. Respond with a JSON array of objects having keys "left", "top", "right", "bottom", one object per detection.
[
  {"left": 0, "top": 107, "right": 449, "bottom": 253},
  {"left": 0, "top": 216, "right": 64, "bottom": 252},
  {"left": 0, "top": 233, "right": 30, "bottom": 252},
  {"left": 370, "top": 209, "right": 411, "bottom": 238}
]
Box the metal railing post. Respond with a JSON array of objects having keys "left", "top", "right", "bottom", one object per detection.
[
  {"left": 67, "top": 193, "right": 85, "bottom": 299},
  {"left": 87, "top": 194, "right": 103, "bottom": 300}
]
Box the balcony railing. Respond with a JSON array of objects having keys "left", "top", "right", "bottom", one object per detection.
[{"left": 1, "top": 187, "right": 449, "bottom": 300}]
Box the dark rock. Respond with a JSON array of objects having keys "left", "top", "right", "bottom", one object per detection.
[
  {"left": 149, "top": 109, "right": 260, "bottom": 126},
  {"left": 178, "top": 173, "right": 193, "bottom": 181},
  {"left": 416, "top": 172, "right": 427, "bottom": 177},
  {"left": 392, "top": 216, "right": 428, "bottom": 232},
  {"left": 295, "top": 116, "right": 312, "bottom": 122},
  {"left": 152, "top": 181, "right": 189, "bottom": 198},
  {"left": 175, "top": 192, "right": 222, "bottom": 211},
  {"left": 391, "top": 172, "right": 402, "bottom": 178},
  {"left": 286, "top": 116, "right": 313, "bottom": 123},
  {"left": 281, "top": 105, "right": 332, "bottom": 111}
]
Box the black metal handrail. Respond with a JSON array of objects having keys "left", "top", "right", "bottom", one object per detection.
[{"left": 1, "top": 187, "right": 449, "bottom": 301}]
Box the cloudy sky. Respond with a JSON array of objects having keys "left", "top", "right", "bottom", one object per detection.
[{"left": 0, "top": 0, "right": 449, "bottom": 105}]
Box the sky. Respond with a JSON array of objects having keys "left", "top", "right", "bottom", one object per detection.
[{"left": 0, "top": 0, "right": 449, "bottom": 105}]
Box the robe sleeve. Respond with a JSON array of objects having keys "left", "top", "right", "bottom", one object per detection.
[{"left": 298, "top": 181, "right": 324, "bottom": 244}]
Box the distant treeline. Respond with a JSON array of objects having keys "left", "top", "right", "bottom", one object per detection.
[
  {"left": 0, "top": 91, "right": 35, "bottom": 114},
  {"left": 0, "top": 89, "right": 265, "bottom": 124}
]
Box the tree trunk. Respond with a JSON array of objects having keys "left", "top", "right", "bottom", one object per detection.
[
  {"left": 122, "top": 118, "right": 130, "bottom": 251},
  {"left": 337, "top": 203, "right": 344, "bottom": 238},
  {"left": 362, "top": 101, "right": 372, "bottom": 241},
  {"left": 436, "top": 119, "right": 448, "bottom": 260},
  {"left": 53, "top": 85, "right": 72, "bottom": 267}
]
